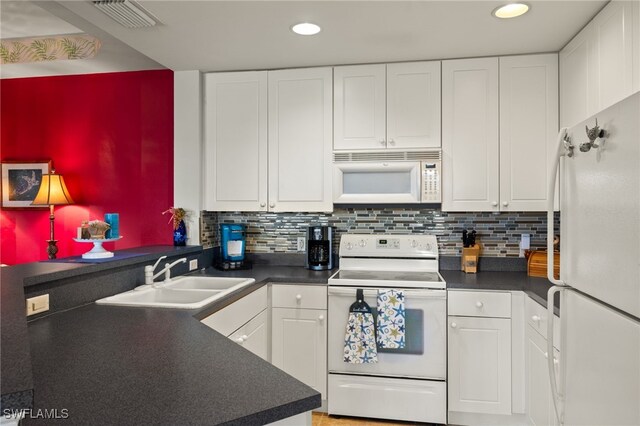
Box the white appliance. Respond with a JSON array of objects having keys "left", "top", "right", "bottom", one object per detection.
[
  {"left": 546, "top": 92, "right": 640, "bottom": 425},
  {"left": 333, "top": 151, "right": 441, "bottom": 204},
  {"left": 327, "top": 234, "right": 447, "bottom": 423}
]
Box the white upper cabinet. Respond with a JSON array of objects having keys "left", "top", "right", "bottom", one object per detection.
[
  {"left": 334, "top": 61, "right": 441, "bottom": 150},
  {"left": 204, "top": 71, "right": 268, "bottom": 211},
  {"left": 268, "top": 67, "right": 333, "bottom": 213},
  {"left": 334, "top": 64, "right": 386, "bottom": 150},
  {"left": 205, "top": 68, "right": 333, "bottom": 213},
  {"left": 500, "top": 54, "right": 559, "bottom": 212},
  {"left": 442, "top": 57, "right": 499, "bottom": 212},
  {"left": 561, "top": 0, "right": 637, "bottom": 127},
  {"left": 386, "top": 62, "right": 441, "bottom": 149},
  {"left": 634, "top": 0, "right": 640, "bottom": 93}
]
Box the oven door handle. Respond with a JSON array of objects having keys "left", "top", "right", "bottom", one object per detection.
[{"left": 328, "top": 287, "right": 446, "bottom": 299}]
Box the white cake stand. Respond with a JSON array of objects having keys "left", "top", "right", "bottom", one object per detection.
[{"left": 73, "top": 236, "right": 123, "bottom": 259}]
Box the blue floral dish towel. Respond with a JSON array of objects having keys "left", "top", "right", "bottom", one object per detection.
[
  {"left": 376, "top": 289, "right": 406, "bottom": 349},
  {"left": 343, "top": 312, "right": 378, "bottom": 363}
]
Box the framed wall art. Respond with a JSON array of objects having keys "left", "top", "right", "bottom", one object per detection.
[{"left": 1, "top": 160, "right": 51, "bottom": 209}]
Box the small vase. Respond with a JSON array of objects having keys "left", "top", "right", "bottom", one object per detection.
[{"left": 173, "top": 220, "right": 187, "bottom": 246}]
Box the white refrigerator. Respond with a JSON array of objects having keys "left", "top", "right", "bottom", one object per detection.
[{"left": 546, "top": 92, "right": 640, "bottom": 425}]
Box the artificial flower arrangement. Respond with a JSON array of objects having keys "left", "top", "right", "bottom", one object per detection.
[{"left": 163, "top": 207, "right": 188, "bottom": 229}]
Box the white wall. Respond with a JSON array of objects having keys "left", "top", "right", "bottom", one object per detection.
[{"left": 174, "top": 71, "right": 203, "bottom": 245}]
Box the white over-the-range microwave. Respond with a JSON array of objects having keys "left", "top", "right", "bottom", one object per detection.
[{"left": 333, "top": 150, "right": 441, "bottom": 204}]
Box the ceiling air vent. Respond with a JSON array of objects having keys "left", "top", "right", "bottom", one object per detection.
[{"left": 93, "top": 0, "right": 158, "bottom": 28}]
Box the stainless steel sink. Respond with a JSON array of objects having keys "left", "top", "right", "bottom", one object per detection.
[{"left": 95, "top": 276, "right": 255, "bottom": 309}]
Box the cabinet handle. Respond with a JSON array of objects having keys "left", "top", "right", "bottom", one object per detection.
[
  {"left": 235, "top": 337, "right": 244, "bottom": 344},
  {"left": 296, "top": 294, "right": 302, "bottom": 301},
  {"left": 450, "top": 322, "right": 457, "bottom": 328},
  {"left": 492, "top": 201, "right": 498, "bottom": 207},
  {"left": 269, "top": 202, "right": 275, "bottom": 208},
  {"left": 502, "top": 201, "right": 509, "bottom": 207},
  {"left": 241, "top": 334, "right": 248, "bottom": 341},
  {"left": 532, "top": 315, "right": 541, "bottom": 322},
  {"left": 260, "top": 202, "right": 266, "bottom": 207},
  {"left": 379, "top": 140, "right": 386, "bottom": 146},
  {"left": 476, "top": 301, "right": 483, "bottom": 308},
  {"left": 389, "top": 139, "right": 395, "bottom": 146},
  {"left": 318, "top": 315, "right": 324, "bottom": 321}
]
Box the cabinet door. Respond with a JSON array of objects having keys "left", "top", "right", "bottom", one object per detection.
[
  {"left": 500, "top": 54, "right": 559, "bottom": 212},
  {"left": 526, "top": 325, "right": 552, "bottom": 426},
  {"left": 229, "top": 309, "right": 269, "bottom": 362},
  {"left": 204, "top": 71, "right": 268, "bottom": 211},
  {"left": 560, "top": 27, "right": 595, "bottom": 128},
  {"left": 442, "top": 58, "right": 499, "bottom": 212},
  {"left": 272, "top": 308, "right": 327, "bottom": 399},
  {"left": 334, "top": 64, "right": 386, "bottom": 150},
  {"left": 387, "top": 61, "right": 441, "bottom": 149},
  {"left": 268, "top": 68, "right": 333, "bottom": 212},
  {"left": 448, "top": 316, "right": 511, "bottom": 415},
  {"left": 591, "top": 0, "right": 634, "bottom": 112}
]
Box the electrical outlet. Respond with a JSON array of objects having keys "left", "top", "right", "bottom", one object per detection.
[
  {"left": 26, "top": 294, "right": 49, "bottom": 316},
  {"left": 189, "top": 259, "right": 198, "bottom": 271},
  {"left": 520, "top": 234, "right": 531, "bottom": 257},
  {"left": 297, "top": 237, "right": 306, "bottom": 252}
]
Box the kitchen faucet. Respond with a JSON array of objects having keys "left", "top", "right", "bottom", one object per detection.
[{"left": 143, "top": 256, "right": 187, "bottom": 287}]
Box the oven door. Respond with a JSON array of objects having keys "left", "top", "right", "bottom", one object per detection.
[{"left": 328, "top": 286, "right": 446, "bottom": 380}]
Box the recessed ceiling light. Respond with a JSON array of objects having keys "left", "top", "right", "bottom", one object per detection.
[
  {"left": 291, "top": 22, "right": 321, "bottom": 36},
  {"left": 492, "top": 3, "right": 530, "bottom": 19}
]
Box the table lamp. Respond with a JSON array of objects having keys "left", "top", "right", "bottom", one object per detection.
[{"left": 31, "top": 170, "right": 74, "bottom": 259}]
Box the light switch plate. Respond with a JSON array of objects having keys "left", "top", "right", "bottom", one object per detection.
[
  {"left": 26, "top": 294, "right": 49, "bottom": 316},
  {"left": 297, "top": 237, "right": 306, "bottom": 252},
  {"left": 189, "top": 259, "right": 198, "bottom": 271}
]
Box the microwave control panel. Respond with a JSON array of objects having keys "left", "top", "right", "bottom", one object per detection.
[{"left": 421, "top": 161, "right": 441, "bottom": 203}]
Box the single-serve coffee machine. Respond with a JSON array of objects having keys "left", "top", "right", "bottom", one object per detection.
[
  {"left": 220, "top": 224, "right": 246, "bottom": 269},
  {"left": 305, "top": 226, "right": 334, "bottom": 271}
]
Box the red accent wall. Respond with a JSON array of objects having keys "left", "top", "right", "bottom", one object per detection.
[{"left": 1, "top": 70, "right": 174, "bottom": 264}]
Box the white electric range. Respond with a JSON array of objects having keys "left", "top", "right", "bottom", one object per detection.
[{"left": 327, "top": 234, "right": 447, "bottom": 424}]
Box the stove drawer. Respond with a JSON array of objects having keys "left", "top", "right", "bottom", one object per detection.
[
  {"left": 448, "top": 290, "right": 511, "bottom": 318},
  {"left": 328, "top": 374, "right": 446, "bottom": 423},
  {"left": 272, "top": 284, "right": 327, "bottom": 309}
]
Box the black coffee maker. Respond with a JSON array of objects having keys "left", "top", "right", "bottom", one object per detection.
[{"left": 305, "top": 226, "right": 334, "bottom": 271}]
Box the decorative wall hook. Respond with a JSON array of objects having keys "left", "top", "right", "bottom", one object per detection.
[
  {"left": 563, "top": 133, "right": 574, "bottom": 157},
  {"left": 579, "top": 118, "right": 605, "bottom": 152}
]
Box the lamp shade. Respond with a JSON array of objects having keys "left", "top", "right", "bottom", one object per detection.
[{"left": 31, "top": 173, "right": 74, "bottom": 206}]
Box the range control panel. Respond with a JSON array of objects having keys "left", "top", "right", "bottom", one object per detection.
[
  {"left": 339, "top": 234, "right": 438, "bottom": 258},
  {"left": 421, "top": 161, "right": 441, "bottom": 203}
]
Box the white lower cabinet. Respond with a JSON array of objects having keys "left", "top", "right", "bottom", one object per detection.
[
  {"left": 201, "top": 286, "right": 269, "bottom": 361},
  {"left": 228, "top": 309, "right": 269, "bottom": 361},
  {"left": 271, "top": 285, "right": 327, "bottom": 401},
  {"left": 448, "top": 315, "right": 512, "bottom": 415},
  {"left": 525, "top": 296, "right": 561, "bottom": 426}
]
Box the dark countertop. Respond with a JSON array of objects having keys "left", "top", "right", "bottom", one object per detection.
[
  {"left": 442, "top": 270, "right": 559, "bottom": 314},
  {"left": 19, "top": 245, "right": 202, "bottom": 287},
  {"left": 12, "top": 252, "right": 558, "bottom": 424},
  {"left": 26, "top": 304, "right": 319, "bottom": 426}
]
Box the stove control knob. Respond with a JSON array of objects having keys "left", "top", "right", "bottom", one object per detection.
[
  {"left": 359, "top": 239, "right": 367, "bottom": 247},
  {"left": 346, "top": 242, "right": 353, "bottom": 250},
  {"left": 425, "top": 243, "right": 432, "bottom": 251},
  {"left": 410, "top": 240, "right": 418, "bottom": 248}
]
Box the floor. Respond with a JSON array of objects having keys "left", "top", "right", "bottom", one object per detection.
[{"left": 312, "top": 412, "right": 434, "bottom": 426}]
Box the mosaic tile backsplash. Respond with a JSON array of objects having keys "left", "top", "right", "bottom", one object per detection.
[{"left": 201, "top": 208, "right": 560, "bottom": 258}]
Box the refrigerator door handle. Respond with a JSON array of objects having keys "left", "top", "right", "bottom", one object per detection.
[
  {"left": 547, "top": 285, "right": 566, "bottom": 425},
  {"left": 547, "top": 128, "right": 569, "bottom": 286}
]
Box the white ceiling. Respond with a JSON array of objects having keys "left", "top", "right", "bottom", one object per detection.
[
  {"left": 0, "top": 1, "right": 164, "bottom": 79},
  {"left": 56, "top": 0, "right": 607, "bottom": 72}
]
